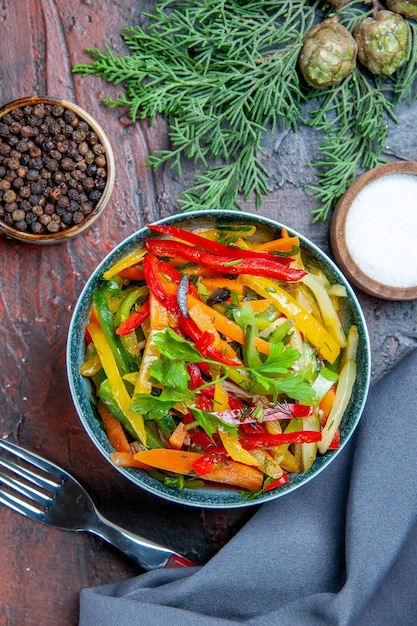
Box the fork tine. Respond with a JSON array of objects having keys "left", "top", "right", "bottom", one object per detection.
[
  {"left": 0, "top": 460, "right": 53, "bottom": 503},
  {"left": 0, "top": 438, "right": 65, "bottom": 481},
  {"left": 0, "top": 455, "right": 60, "bottom": 492},
  {"left": 0, "top": 439, "right": 63, "bottom": 520},
  {"left": 0, "top": 487, "right": 46, "bottom": 521}
]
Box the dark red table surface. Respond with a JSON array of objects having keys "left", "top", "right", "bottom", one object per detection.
[{"left": 1, "top": 2, "right": 416, "bottom": 624}]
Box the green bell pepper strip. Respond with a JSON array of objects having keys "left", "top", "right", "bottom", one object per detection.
[
  {"left": 98, "top": 379, "right": 137, "bottom": 439},
  {"left": 145, "top": 239, "right": 306, "bottom": 283},
  {"left": 113, "top": 285, "right": 149, "bottom": 328},
  {"left": 93, "top": 285, "right": 131, "bottom": 376},
  {"left": 243, "top": 324, "right": 263, "bottom": 369}
]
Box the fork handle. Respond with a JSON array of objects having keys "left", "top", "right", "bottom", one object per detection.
[{"left": 90, "top": 511, "right": 195, "bottom": 570}]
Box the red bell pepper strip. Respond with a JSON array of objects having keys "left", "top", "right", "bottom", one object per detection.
[
  {"left": 195, "top": 393, "right": 213, "bottom": 412},
  {"left": 187, "top": 364, "right": 207, "bottom": 390},
  {"left": 143, "top": 253, "right": 179, "bottom": 314},
  {"left": 183, "top": 412, "right": 216, "bottom": 450},
  {"left": 115, "top": 300, "right": 150, "bottom": 336},
  {"left": 239, "top": 430, "right": 321, "bottom": 450},
  {"left": 191, "top": 447, "right": 229, "bottom": 475},
  {"left": 227, "top": 395, "right": 246, "bottom": 410},
  {"left": 263, "top": 474, "right": 289, "bottom": 492},
  {"left": 178, "top": 316, "right": 240, "bottom": 367},
  {"left": 328, "top": 428, "right": 341, "bottom": 450},
  {"left": 241, "top": 422, "right": 267, "bottom": 435},
  {"left": 146, "top": 240, "right": 306, "bottom": 282},
  {"left": 85, "top": 327, "right": 93, "bottom": 345},
  {"left": 148, "top": 224, "right": 293, "bottom": 264},
  {"left": 143, "top": 254, "right": 239, "bottom": 367}
]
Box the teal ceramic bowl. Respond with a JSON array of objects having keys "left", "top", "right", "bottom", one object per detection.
[{"left": 66, "top": 210, "right": 371, "bottom": 508}]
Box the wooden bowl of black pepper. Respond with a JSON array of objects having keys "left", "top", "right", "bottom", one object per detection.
[{"left": 0, "top": 96, "right": 115, "bottom": 244}]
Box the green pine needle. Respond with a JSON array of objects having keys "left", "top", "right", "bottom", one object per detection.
[{"left": 73, "top": 0, "right": 417, "bottom": 221}]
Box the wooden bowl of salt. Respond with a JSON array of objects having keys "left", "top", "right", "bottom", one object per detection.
[{"left": 330, "top": 161, "right": 417, "bottom": 301}]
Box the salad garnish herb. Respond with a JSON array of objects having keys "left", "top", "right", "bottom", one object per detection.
[{"left": 131, "top": 327, "right": 316, "bottom": 439}]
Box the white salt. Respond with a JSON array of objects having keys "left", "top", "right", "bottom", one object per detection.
[{"left": 345, "top": 174, "right": 417, "bottom": 288}]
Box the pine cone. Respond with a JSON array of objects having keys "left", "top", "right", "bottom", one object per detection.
[
  {"left": 386, "top": 0, "right": 417, "bottom": 20},
  {"left": 353, "top": 10, "right": 409, "bottom": 76},
  {"left": 298, "top": 20, "right": 357, "bottom": 89}
]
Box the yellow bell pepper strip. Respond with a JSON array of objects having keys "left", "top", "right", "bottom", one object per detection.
[
  {"left": 241, "top": 275, "right": 341, "bottom": 364},
  {"left": 149, "top": 292, "right": 178, "bottom": 331},
  {"left": 146, "top": 239, "right": 306, "bottom": 282},
  {"left": 80, "top": 351, "right": 102, "bottom": 377},
  {"left": 148, "top": 224, "right": 294, "bottom": 265},
  {"left": 301, "top": 272, "right": 347, "bottom": 348},
  {"left": 249, "top": 448, "right": 285, "bottom": 479},
  {"left": 196, "top": 224, "right": 256, "bottom": 241},
  {"left": 134, "top": 293, "right": 180, "bottom": 395},
  {"left": 86, "top": 322, "right": 147, "bottom": 445},
  {"left": 103, "top": 247, "right": 147, "bottom": 280},
  {"left": 187, "top": 294, "right": 271, "bottom": 356},
  {"left": 135, "top": 334, "right": 163, "bottom": 395},
  {"left": 218, "top": 431, "right": 262, "bottom": 467},
  {"left": 213, "top": 382, "right": 230, "bottom": 412}
]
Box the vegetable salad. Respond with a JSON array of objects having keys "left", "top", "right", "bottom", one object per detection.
[{"left": 81, "top": 223, "right": 357, "bottom": 495}]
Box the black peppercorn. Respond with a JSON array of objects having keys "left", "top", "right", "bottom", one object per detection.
[{"left": 0, "top": 100, "right": 109, "bottom": 236}]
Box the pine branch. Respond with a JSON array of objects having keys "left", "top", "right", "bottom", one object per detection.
[{"left": 72, "top": 0, "right": 417, "bottom": 221}]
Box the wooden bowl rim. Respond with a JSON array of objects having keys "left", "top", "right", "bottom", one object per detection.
[
  {"left": 330, "top": 161, "right": 417, "bottom": 301},
  {"left": 0, "top": 95, "right": 115, "bottom": 245}
]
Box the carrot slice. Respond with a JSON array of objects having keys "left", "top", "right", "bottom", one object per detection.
[
  {"left": 187, "top": 295, "right": 271, "bottom": 355},
  {"left": 133, "top": 448, "right": 263, "bottom": 491},
  {"left": 134, "top": 449, "right": 201, "bottom": 474},
  {"left": 97, "top": 401, "right": 130, "bottom": 453},
  {"left": 200, "top": 277, "right": 245, "bottom": 294},
  {"left": 253, "top": 235, "right": 299, "bottom": 253},
  {"left": 203, "top": 461, "right": 263, "bottom": 491},
  {"left": 109, "top": 452, "right": 152, "bottom": 469},
  {"left": 319, "top": 387, "right": 336, "bottom": 425},
  {"left": 168, "top": 422, "right": 189, "bottom": 450}
]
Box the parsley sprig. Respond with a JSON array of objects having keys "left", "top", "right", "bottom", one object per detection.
[{"left": 130, "top": 328, "right": 316, "bottom": 440}]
